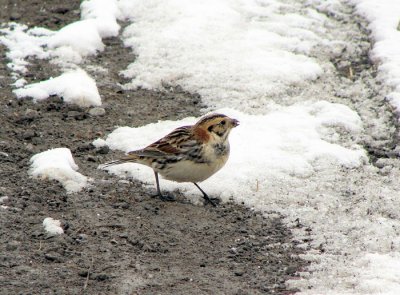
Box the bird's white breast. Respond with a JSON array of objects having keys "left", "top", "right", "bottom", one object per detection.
[{"left": 157, "top": 141, "right": 230, "bottom": 183}]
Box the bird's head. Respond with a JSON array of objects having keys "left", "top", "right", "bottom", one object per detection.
[{"left": 194, "top": 113, "right": 239, "bottom": 143}]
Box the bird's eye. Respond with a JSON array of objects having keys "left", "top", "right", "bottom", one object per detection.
[
  {"left": 208, "top": 126, "right": 213, "bottom": 132},
  {"left": 220, "top": 120, "right": 226, "bottom": 125}
]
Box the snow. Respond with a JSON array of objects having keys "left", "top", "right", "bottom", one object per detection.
[
  {"left": 0, "top": 0, "right": 120, "bottom": 69},
  {"left": 43, "top": 217, "right": 64, "bottom": 235},
  {"left": 2, "top": 0, "right": 400, "bottom": 293},
  {"left": 0, "top": 23, "right": 50, "bottom": 75},
  {"left": 48, "top": 20, "right": 105, "bottom": 62},
  {"left": 92, "top": 138, "right": 107, "bottom": 148},
  {"left": 14, "top": 69, "right": 101, "bottom": 107},
  {"left": 81, "top": 0, "right": 121, "bottom": 38},
  {"left": 357, "top": 253, "right": 400, "bottom": 295},
  {"left": 0, "top": 22, "right": 102, "bottom": 106},
  {"left": 29, "top": 148, "right": 89, "bottom": 193},
  {"left": 119, "top": 0, "right": 327, "bottom": 111},
  {"left": 350, "top": 0, "right": 400, "bottom": 114},
  {"left": 0, "top": 0, "right": 121, "bottom": 106}
]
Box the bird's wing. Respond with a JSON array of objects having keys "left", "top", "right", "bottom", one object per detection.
[
  {"left": 103, "top": 126, "right": 200, "bottom": 168},
  {"left": 130, "top": 125, "right": 198, "bottom": 157}
]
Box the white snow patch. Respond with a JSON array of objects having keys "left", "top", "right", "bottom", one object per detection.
[
  {"left": 0, "top": 0, "right": 121, "bottom": 70},
  {"left": 47, "top": 19, "right": 105, "bottom": 63},
  {"left": 29, "top": 148, "right": 89, "bottom": 193},
  {"left": 357, "top": 253, "right": 400, "bottom": 295},
  {"left": 350, "top": 0, "right": 400, "bottom": 115},
  {"left": 118, "top": 0, "right": 330, "bottom": 111},
  {"left": 0, "top": 20, "right": 105, "bottom": 72},
  {"left": 0, "top": 0, "right": 121, "bottom": 100},
  {"left": 13, "top": 78, "right": 27, "bottom": 88},
  {"left": 43, "top": 217, "right": 64, "bottom": 235},
  {"left": 14, "top": 69, "right": 101, "bottom": 107},
  {"left": 92, "top": 138, "right": 107, "bottom": 148},
  {"left": 0, "top": 23, "right": 51, "bottom": 75},
  {"left": 81, "top": 0, "right": 121, "bottom": 38}
]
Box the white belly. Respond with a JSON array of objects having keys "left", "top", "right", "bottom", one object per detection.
[{"left": 157, "top": 155, "right": 228, "bottom": 183}]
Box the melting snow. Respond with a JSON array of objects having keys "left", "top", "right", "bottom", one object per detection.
[
  {"left": 29, "top": 148, "right": 89, "bottom": 193},
  {"left": 14, "top": 69, "right": 101, "bottom": 107},
  {"left": 118, "top": 0, "right": 327, "bottom": 111},
  {"left": 43, "top": 217, "right": 64, "bottom": 235},
  {"left": 350, "top": 0, "right": 400, "bottom": 114}
]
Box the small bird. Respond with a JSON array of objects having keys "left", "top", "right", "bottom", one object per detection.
[{"left": 103, "top": 113, "right": 239, "bottom": 206}]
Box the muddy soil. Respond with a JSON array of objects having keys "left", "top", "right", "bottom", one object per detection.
[{"left": 0, "top": 1, "right": 307, "bottom": 294}]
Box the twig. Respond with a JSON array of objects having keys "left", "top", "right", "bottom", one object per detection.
[
  {"left": 348, "top": 67, "right": 354, "bottom": 79},
  {"left": 83, "top": 257, "right": 94, "bottom": 291}
]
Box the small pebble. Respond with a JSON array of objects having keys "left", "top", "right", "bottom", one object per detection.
[
  {"left": 112, "top": 202, "right": 129, "bottom": 209},
  {"left": 96, "top": 145, "right": 109, "bottom": 154},
  {"left": 67, "top": 111, "right": 86, "bottom": 120},
  {"left": 52, "top": 6, "right": 70, "bottom": 14},
  {"left": 44, "top": 253, "right": 64, "bottom": 263},
  {"left": 24, "top": 109, "right": 40, "bottom": 119},
  {"left": 22, "top": 130, "right": 36, "bottom": 140},
  {"left": 95, "top": 274, "right": 109, "bottom": 281},
  {"left": 25, "top": 143, "right": 35, "bottom": 152},
  {"left": 76, "top": 234, "right": 88, "bottom": 243},
  {"left": 87, "top": 155, "right": 96, "bottom": 162},
  {"left": 9, "top": 12, "right": 21, "bottom": 21},
  {"left": 234, "top": 268, "right": 245, "bottom": 276},
  {"left": 89, "top": 107, "right": 106, "bottom": 116},
  {"left": 78, "top": 271, "right": 88, "bottom": 277}
]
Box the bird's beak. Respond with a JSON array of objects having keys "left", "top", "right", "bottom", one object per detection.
[{"left": 231, "top": 118, "right": 239, "bottom": 127}]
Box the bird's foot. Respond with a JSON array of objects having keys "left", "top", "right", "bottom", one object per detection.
[
  {"left": 202, "top": 195, "right": 220, "bottom": 207},
  {"left": 151, "top": 191, "right": 175, "bottom": 202}
]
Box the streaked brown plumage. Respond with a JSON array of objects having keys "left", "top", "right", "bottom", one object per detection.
[{"left": 103, "top": 113, "right": 239, "bottom": 206}]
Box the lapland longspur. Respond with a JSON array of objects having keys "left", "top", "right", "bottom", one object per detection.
[{"left": 104, "top": 113, "right": 239, "bottom": 206}]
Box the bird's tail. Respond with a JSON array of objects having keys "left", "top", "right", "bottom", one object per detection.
[{"left": 100, "top": 155, "right": 139, "bottom": 169}]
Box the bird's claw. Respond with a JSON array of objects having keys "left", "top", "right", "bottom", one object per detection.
[
  {"left": 203, "top": 196, "right": 220, "bottom": 207},
  {"left": 152, "top": 192, "right": 175, "bottom": 202}
]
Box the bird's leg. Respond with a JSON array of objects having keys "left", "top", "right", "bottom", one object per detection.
[
  {"left": 152, "top": 171, "right": 174, "bottom": 201},
  {"left": 154, "top": 171, "right": 162, "bottom": 196},
  {"left": 192, "top": 182, "right": 218, "bottom": 207}
]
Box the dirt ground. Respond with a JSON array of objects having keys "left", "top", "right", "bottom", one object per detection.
[{"left": 0, "top": 1, "right": 307, "bottom": 294}]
